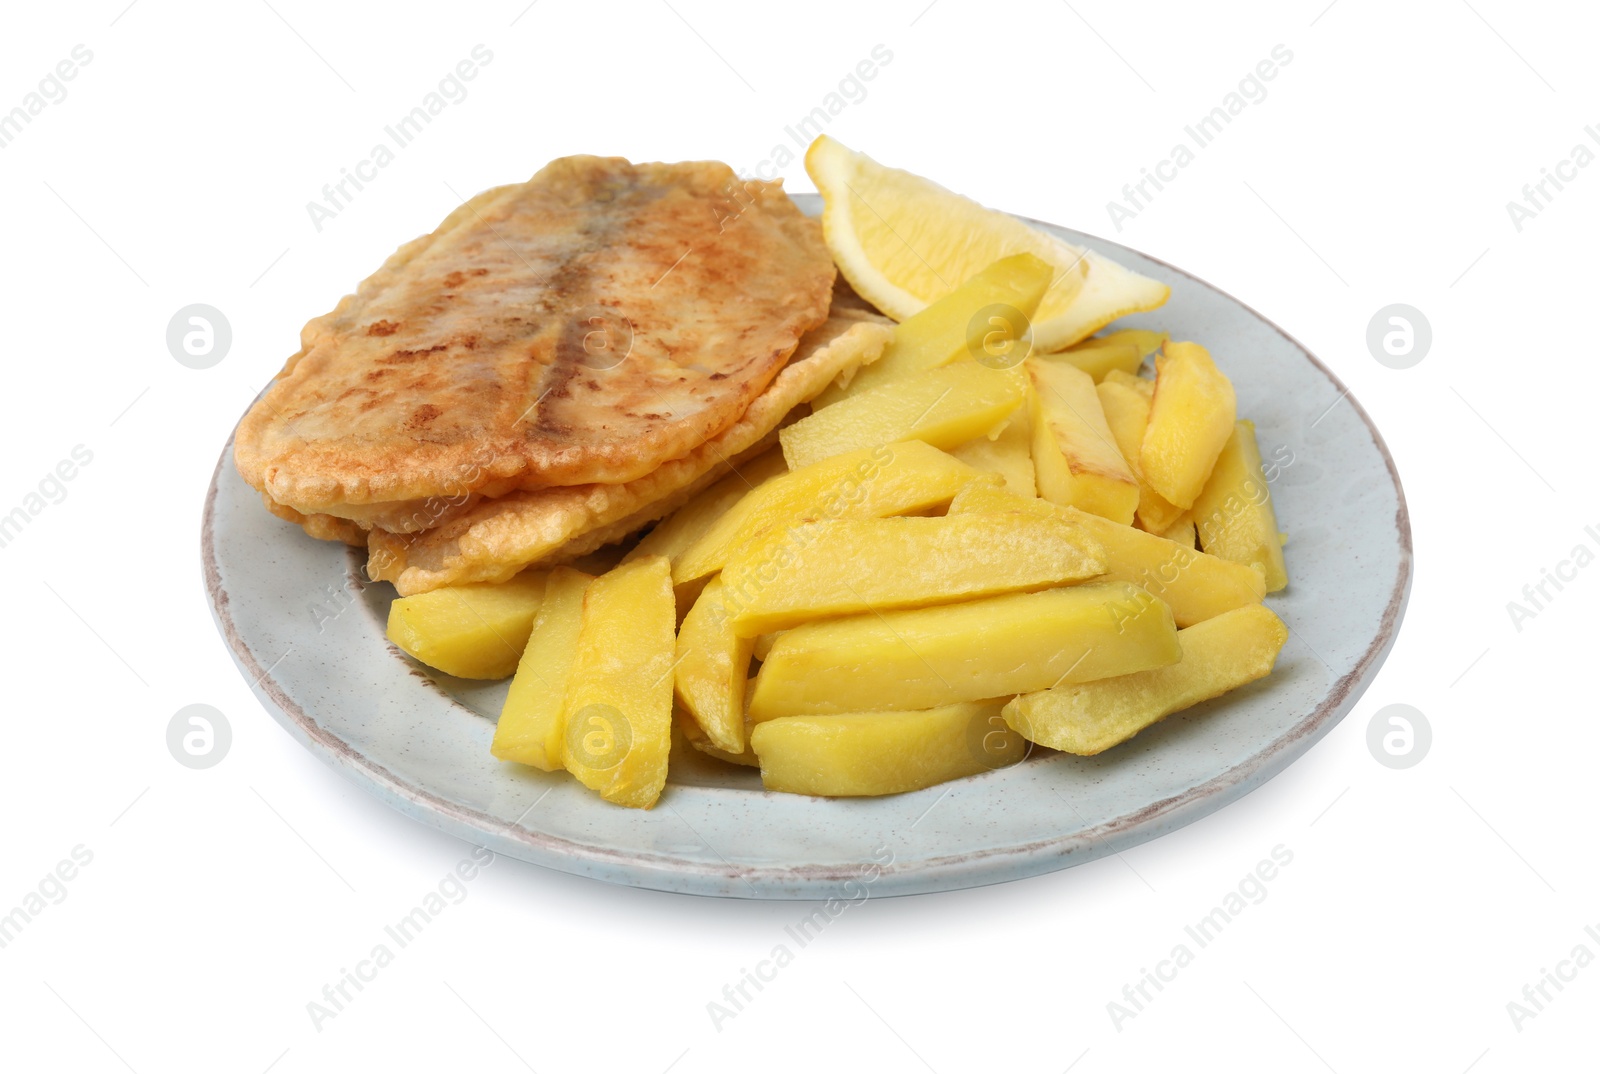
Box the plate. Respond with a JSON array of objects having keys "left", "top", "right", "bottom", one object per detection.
[{"left": 203, "top": 195, "right": 1411, "bottom": 898}]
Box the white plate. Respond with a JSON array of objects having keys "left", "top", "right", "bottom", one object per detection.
[{"left": 203, "top": 196, "right": 1411, "bottom": 898}]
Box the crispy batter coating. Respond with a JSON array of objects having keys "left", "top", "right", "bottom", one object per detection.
[
  {"left": 365, "top": 314, "right": 892, "bottom": 594},
  {"left": 235, "top": 157, "right": 835, "bottom": 521}
]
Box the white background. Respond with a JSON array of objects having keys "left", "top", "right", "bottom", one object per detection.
[{"left": 1, "top": 1, "right": 1595, "bottom": 1071}]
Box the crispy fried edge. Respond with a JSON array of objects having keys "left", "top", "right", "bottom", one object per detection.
[
  {"left": 235, "top": 164, "right": 835, "bottom": 511},
  {"left": 367, "top": 314, "right": 894, "bottom": 594}
]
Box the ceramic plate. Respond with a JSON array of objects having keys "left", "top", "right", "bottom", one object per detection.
[{"left": 203, "top": 195, "right": 1411, "bottom": 898}]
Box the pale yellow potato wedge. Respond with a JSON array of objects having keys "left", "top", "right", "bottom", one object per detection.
[
  {"left": 751, "top": 632, "right": 784, "bottom": 663},
  {"left": 669, "top": 575, "right": 712, "bottom": 629},
  {"left": 623, "top": 448, "right": 788, "bottom": 567},
  {"left": 561, "top": 556, "right": 676, "bottom": 809},
  {"left": 622, "top": 446, "right": 788, "bottom": 620},
  {"left": 691, "top": 737, "right": 760, "bottom": 767},
  {"left": 780, "top": 361, "right": 1025, "bottom": 471},
  {"left": 1047, "top": 338, "right": 1142, "bottom": 381},
  {"left": 491, "top": 568, "right": 594, "bottom": 771},
  {"left": 947, "top": 483, "right": 1265, "bottom": 626},
  {"left": 1161, "top": 512, "right": 1197, "bottom": 550},
  {"left": 1095, "top": 377, "right": 1184, "bottom": 533},
  {"left": 1141, "top": 341, "right": 1237, "bottom": 509},
  {"left": 674, "top": 710, "right": 760, "bottom": 767},
  {"left": 748, "top": 580, "right": 1179, "bottom": 720},
  {"left": 1193, "top": 420, "right": 1289, "bottom": 593},
  {"left": 674, "top": 577, "right": 756, "bottom": 753},
  {"left": 1094, "top": 378, "right": 1145, "bottom": 439},
  {"left": 1003, "top": 603, "right": 1288, "bottom": 754},
  {"left": 676, "top": 679, "right": 762, "bottom": 767},
  {"left": 386, "top": 571, "right": 548, "bottom": 680},
  {"left": 1103, "top": 368, "right": 1154, "bottom": 399},
  {"left": 812, "top": 253, "right": 1052, "bottom": 408},
  {"left": 1096, "top": 328, "right": 1169, "bottom": 360},
  {"left": 752, "top": 700, "right": 1028, "bottom": 796},
  {"left": 1026, "top": 358, "right": 1139, "bottom": 524},
  {"left": 948, "top": 409, "right": 1036, "bottom": 496},
  {"left": 721, "top": 513, "right": 1105, "bottom": 636},
  {"left": 674, "top": 441, "right": 995, "bottom": 584}
]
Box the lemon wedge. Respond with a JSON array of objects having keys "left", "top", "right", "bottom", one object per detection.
[{"left": 805, "top": 136, "right": 1170, "bottom": 352}]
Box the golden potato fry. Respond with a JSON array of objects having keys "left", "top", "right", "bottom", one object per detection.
[
  {"left": 1160, "top": 512, "right": 1197, "bottom": 550},
  {"left": 947, "top": 483, "right": 1265, "bottom": 626},
  {"left": 1095, "top": 328, "right": 1169, "bottom": 360},
  {"left": 676, "top": 709, "right": 761, "bottom": 767},
  {"left": 721, "top": 513, "right": 1105, "bottom": 636},
  {"left": 624, "top": 448, "right": 788, "bottom": 567},
  {"left": 1027, "top": 358, "right": 1140, "bottom": 524},
  {"left": 1095, "top": 376, "right": 1184, "bottom": 533},
  {"left": 491, "top": 568, "right": 594, "bottom": 771},
  {"left": 674, "top": 577, "right": 756, "bottom": 753},
  {"left": 1192, "top": 420, "right": 1289, "bottom": 592},
  {"left": 386, "top": 571, "right": 548, "bottom": 680},
  {"left": 1102, "top": 367, "right": 1154, "bottom": 399},
  {"left": 948, "top": 408, "right": 1036, "bottom": 496},
  {"left": 561, "top": 556, "right": 676, "bottom": 809},
  {"left": 1003, "top": 603, "right": 1288, "bottom": 754},
  {"left": 1046, "top": 338, "right": 1142, "bottom": 381},
  {"left": 812, "top": 253, "right": 1053, "bottom": 407},
  {"left": 748, "top": 580, "right": 1179, "bottom": 720},
  {"left": 752, "top": 700, "right": 1028, "bottom": 796},
  {"left": 1141, "top": 341, "right": 1236, "bottom": 510},
  {"left": 751, "top": 632, "right": 784, "bottom": 662},
  {"left": 674, "top": 441, "right": 994, "bottom": 584},
  {"left": 780, "top": 361, "right": 1025, "bottom": 471}
]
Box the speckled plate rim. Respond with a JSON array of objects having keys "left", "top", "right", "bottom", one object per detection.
[{"left": 202, "top": 207, "right": 1412, "bottom": 899}]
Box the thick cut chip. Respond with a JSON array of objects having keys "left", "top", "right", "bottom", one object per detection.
[
  {"left": 948, "top": 411, "right": 1036, "bottom": 496},
  {"left": 751, "top": 701, "right": 1028, "bottom": 796},
  {"left": 385, "top": 571, "right": 548, "bottom": 679},
  {"left": 1094, "top": 377, "right": 1184, "bottom": 534},
  {"left": 674, "top": 440, "right": 994, "bottom": 585},
  {"left": 676, "top": 677, "right": 761, "bottom": 767},
  {"left": 1192, "top": 420, "right": 1289, "bottom": 592},
  {"left": 811, "top": 253, "right": 1052, "bottom": 408},
  {"left": 560, "top": 557, "right": 676, "bottom": 809},
  {"left": 366, "top": 314, "right": 893, "bottom": 594},
  {"left": 947, "top": 483, "right": 1265, "bottom": 626},
  {"left": 1003, "top": 603, "right": 1288, "bottom": 754},
  {"left": 780, "top": 361, "right": 1025, "bottom": 470},
  {"left": 491, "top": 568, "right": 593, "bottom": 770},
  {"left": 1161, "top": 512, "right": 1197, "bottom": 550},
  {"left": 1141, "top": 341, "right": 1237, "bottom": 510},
  {"left": 674, "top": 578, "right": 756, "bottom": 754},
  {"left": 751, "top": 632, "right": 785, "bottom": 662},
  {"left": 1102, "top": 368, "right": 1154, "bottom": 399},
  {"left": 1047, "top": 328, "right": 1168, "bottom": 382},
  {"left": 623, "top": 449, "right": 787, "bottom": 568},
  {"left": 1048, "top": 338, "right": 1142, "bottom": 382},
  {"left": 1027, "top": 358, "right": 1139, "bottom": 524},
  {"left": 747, "top": 581, "right": 1180, "bottom": 720},
  {"left": 235, "top": 157, "right": 836, "bottom": 526},
  {"left": 721, "top": 513, "right": 1105, "bottom": 636},
  {"left": 1096, "top": 329, "right": 1169, "bottom": 361},
  {"left": 676, "top": 706, "right": 761, "bottom": 768}
]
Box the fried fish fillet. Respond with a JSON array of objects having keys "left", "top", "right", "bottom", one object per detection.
[
  {"left": 235, "top": 156, "right": 835, "bottom": 525},
  {"left": 366, "top": 313, "right": 894, "bottom": 594}
]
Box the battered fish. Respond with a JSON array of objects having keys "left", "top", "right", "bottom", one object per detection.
[
  {"left": 235, "top": 157, "right": 835, "bottom": 525},
  {"left": 366, "top": 313, "right": 893, "bottom": 594}
]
